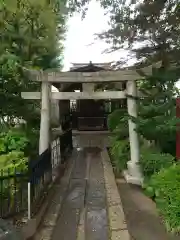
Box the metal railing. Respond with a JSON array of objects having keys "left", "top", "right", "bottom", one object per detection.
[
  {"left": 0, "top": 132, "right": 73, "bottom": 219},
  {"left": 28, "top": 148, "right": 52, "bottom": 216},
  {"left": 60, "top": 129, "right": 73, "bottom": 163},
  {"left": 0, "top": 168, "right": 28, "bottom": 218},
  {"left": 51, "top": 137, "right": 61, "bottom": 181}
]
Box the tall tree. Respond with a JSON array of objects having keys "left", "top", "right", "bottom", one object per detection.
[
  {"left": 99, "top": 0, "right": 180, "bottom": 156},
  {"left": 98, "top": 0, "right": 180, "bottom": 68},
  {"left": 0, "top": 0, "right": 67, "bottom": 127}
]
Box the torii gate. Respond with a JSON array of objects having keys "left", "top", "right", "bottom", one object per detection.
[{"left": 21, "top": 64, "right": 158, "bottom": 185}]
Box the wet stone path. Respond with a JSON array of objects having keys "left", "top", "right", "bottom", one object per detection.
[{"left": 51, "top": 148, "right": 109, "bottom": 240}]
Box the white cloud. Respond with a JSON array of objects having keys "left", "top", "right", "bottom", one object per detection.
[
  {"left": 62, "top": 2, "right": 180, "bottom": 91},
  {"left": 63, "top": 0, "right": 130, "bottom": 71}
]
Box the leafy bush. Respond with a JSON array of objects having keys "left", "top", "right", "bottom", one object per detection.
[
  {"left": 0, "top": 137, "right": 6, "bottom": 154},
  {"left": 0, "top": 129, "right": 30, "bottom": 154},
  {"left": 107, "top": 109, "right": 127, "bottom": 131},
  {"left": 112, "top": 120, "right": 129, "bottom": 140},
  {"left": 24, "top": 128, "right": 39, "bottom": 157},
  {"left": 144, "top": 164, "right": 180, "bottom": 233},
  {"left": 140, "top": 145, "right": 175, "bottom": 179},
  {"left": 0, "top": 151, "right": 28, "bottom": 172},
  {"left": 110, "top": 138, "right": 130, "bottom": 172},
  {"left": 0, "top": 151, "right": 28, "bottom": 209}
]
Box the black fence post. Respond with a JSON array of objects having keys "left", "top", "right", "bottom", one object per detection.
[
  {"left": 0, "top": 167, "right": 28, "bottom": 218},
  {"left": 28, "top": 147, "right": 52, "bottom": 216}
]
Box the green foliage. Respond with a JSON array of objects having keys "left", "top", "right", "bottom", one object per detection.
[
  {"left": 108, "top": 109, "right": 130, "bottom": 173},
  {"left": 144, "top": 164, "right": 180, "bottom": 233},
  {"left": 0, "top": 0, "right": 67, "bottom": 127},
  {"left": 0, "top": 0, "right": 67, "bottom": 212},
  {"left": 5, "top": 130, "right": 29, "bottom": 152},
  {"left": 0, "top": 151, "right": 28, "bottom": 172},
  {"left": 17, "top": 124, "right": 39, "bottom": 157},
  {"left": 26, "top": 129, "right": 39, "bottom": 157},
  {"left": 112, "top": 119, "right": 129, "bottom": 140},
  {"left": 140, "top": 145, "right": 175, "bottom": 179},
  {"left": 107, "top": 109, "right": 127, "bottom": 131},
  {"left": 133, "top": 69, "right": 178, "bottom": 157},
  {"left": 0, "top": 127, "right": 38, "bottom": 163},
  {"left": 110, "top": 138, "right": 130, "bottom": 172},
  {"left": 96, "top": 0, "right": 180, "bottom": 68},
  {"left": 0, "top": 129, "right": 30, "bottom": 154},
  {"left": 0, "top": 129, "right": 29, "bottom": 177},
  {"left": 0, "top": 151, "right": 28, "bottom": 207}
]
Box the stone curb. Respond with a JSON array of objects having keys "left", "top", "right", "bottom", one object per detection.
[{"left": 101, "top": 149, "right": 131, "bottom": 240}]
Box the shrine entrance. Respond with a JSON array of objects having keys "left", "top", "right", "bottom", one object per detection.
[
  {"left": 69, "top": 63, "right": 123, "bottom": 131},
  {"left": 21, "top": 61, "right": 156, "bottom": 185},
  {"left": 16, "top": 61, "right": 167, "bottom": 240},
  {"left": 72, "top": 99, "right": 106, "bottom": 130}
]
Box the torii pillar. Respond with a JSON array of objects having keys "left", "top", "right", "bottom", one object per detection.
[
  {"left": 39, "top": 81, "right": 51, "bottom": 154},
  {"left": 124, "top": 80, "right": 143, "bottom": 185}
]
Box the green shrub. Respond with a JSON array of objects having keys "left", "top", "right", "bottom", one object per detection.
[
  {"left": 0, "top": 151, "right": 28, "bottom": 171},
  {"left": 144, "top": 164, "right": 180, "bottom": 233},
  {"left": 0, "top": 137, "right": 6, "bottom": 154},
  {"left": 4, "top": 129, "right": 29, "bottom": 152},
  {"left": 110, "top": 138, "right": 130, "bottom": 172},
  {"left": 112, "top": 121, "right": 129, "bottom": 140},
  {"left": 0, "top": 129, "right": 30, "bottom": 154},
  {"left": 140, "top": 145, "right": 175, "bottom": 179},
  {"left": 0, "top": 151, "right": 28, "bottom": 207},
  {"left": 107, "top": 109, "right": 127, "bottom": 131},
  {"left": 25, "top": 128, "right": 39, "bottom": 157}
]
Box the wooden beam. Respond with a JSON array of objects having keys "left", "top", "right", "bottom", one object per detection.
[{"left": 21, "top": 91, "right": 126, "bottom": 100}]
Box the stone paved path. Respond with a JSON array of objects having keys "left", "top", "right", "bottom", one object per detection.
[
  {"left": 34, "top": 144, "right": 179, "bottom": 240},
  {"left": 34, "top": 148, "right": 129, "bottom": 240},
  {"left": 51, "top": 147, "right": 109, "bottom": 240}
]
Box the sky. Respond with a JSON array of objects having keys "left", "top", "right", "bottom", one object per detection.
[
  {"left": 62, "top": 1, "right": 180, "bottom": 89},
  {"left": 63, "top": 0, "right": 132, "bottom": 71},
  {"left": 52, "top": 3, "right": 131, "bottom": 92}
]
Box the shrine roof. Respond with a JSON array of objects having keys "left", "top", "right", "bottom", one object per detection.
[{"left": 69, "top": 61, "right": 112, "bottom": 72}]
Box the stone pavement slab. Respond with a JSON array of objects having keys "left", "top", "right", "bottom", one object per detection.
[
  {"left": 85, "top": 150, "right": 109, "bottom": 240},
  {"left": 34, "top": 147, "right": 129, "bottom": 240},
  {"left": 51, "top": 148, "right": 109, "bottom": 240},
  {"left": 86, "top": 208, "right": 109, "bottom": 240},
  {"left": 51, "top": 150, "right": 86, "bottom": 240}
]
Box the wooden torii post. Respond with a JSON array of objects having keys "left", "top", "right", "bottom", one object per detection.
[{"left": 21, "top": 65, "right": 156, "bottom": 185}]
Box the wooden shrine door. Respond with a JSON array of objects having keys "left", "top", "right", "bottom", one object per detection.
[{"left": 77, "top": 99, "right": 106, "bottom": 130}]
